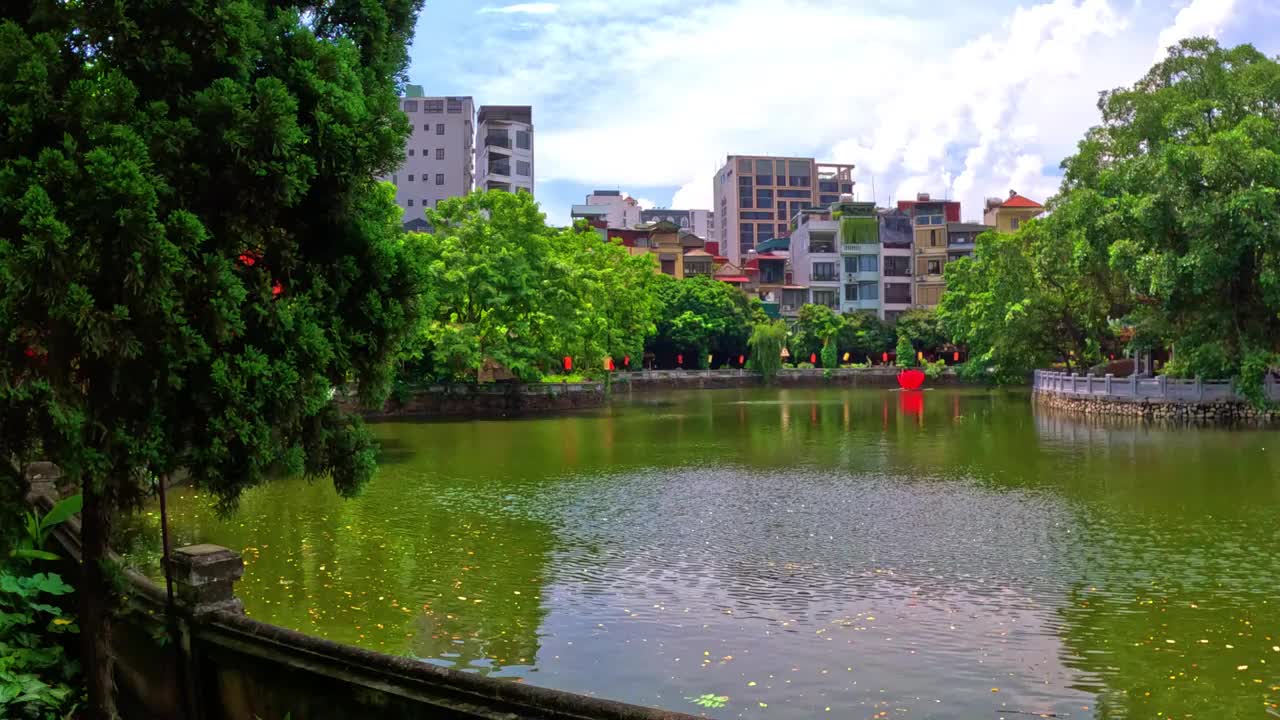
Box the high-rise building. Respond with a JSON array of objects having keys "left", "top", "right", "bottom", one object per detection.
[
  {"left": 639, "top": 208, "right": 715, "bottom": 240},
  {"left": 584, "top": 190, "right": 642, "bottom": 228},
  {"left": 383, "top": 90, "right": 474, "bottom": 224},
  {"left": 897, "top": 193, "right": 961, "bottom": 309},
  {"left": 713, "top": 155, "right": 855, "bottom": 266},
  {"left": 477, "top": 106, "right": 534, "bottom": 195}
]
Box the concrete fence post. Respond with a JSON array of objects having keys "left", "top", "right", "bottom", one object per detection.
[
  {"left": 1194, "top": 376, "right": 1204, "bottom": 402},
  {"left": 1086, "top": 373, "right": 1095, "bottom": 395},
  {"left": 1130, "top": 373, "right": 1138, "bottom": 397},
  {"left": 168, "top": 544, "right": 246, "bottom": 617},
  {"left": 1104, "top": 373, "right": 1113, "bottom": 395}
]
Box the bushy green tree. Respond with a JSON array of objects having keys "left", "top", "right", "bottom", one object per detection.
[
  {"left": 1063, "top": 38, "right": 1280, "bottom": 394},
  {"left": 789, "top": 304, "right": 845, "bottom": 363},
  {"left": 649, "top": 275, "right": 764, "bottom": 365},
  {"left": 894, "top": 309, "right": 947, "bottom": 352},
  {"left": 939, "top": 218, "right": 1114, "bottom": 381},
  {"left": 747, "top": 320, "right": 788, "bottom": 382},
  {"left": 838, "top": 311, "right": 895, "bottom": 359},
  {"left": 895, "top": 333, "right": 917, "bottom": 368},
  {"left": 0, "top": 2, "right": 427, "bottom": 715}
]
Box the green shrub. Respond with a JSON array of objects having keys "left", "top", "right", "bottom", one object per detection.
[
  {"left": 797, "top": 362, "right": 816, "bottom": 369},
  {"left": 923, "top": 358, "right": 947, "bottom": 380},
  {"left": 895, "top": 334, "right": 917, "bottom": 368},
  {"left": 747, "top": 321, "right": 788, "bottom": 383}
]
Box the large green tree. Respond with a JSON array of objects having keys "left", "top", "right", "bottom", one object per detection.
[
  {"left": 0, "top": 2, "right": 427, "bottom": 716},
  {"left": 940, "top": 217, "right": 1117, "bottom": 381},
  {"left": 1063, "top": 38, "right": 1280, "bottom": 396},
  {"left": 649, "top": 275, "right": 764, "bottom": 367},
  {"left": 410, "top": 192, "right": 658, "bottom": 381},
  {"left": 838, "top": 311, "right": 895, "bottom": 359},
  {"left": 790, "top": 304, "right": 845, "bottom": 366}
]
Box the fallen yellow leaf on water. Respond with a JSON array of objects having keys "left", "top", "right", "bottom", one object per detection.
[
  {"left": 1237, "top": 665, "right": 1249, "bottom": 671},
  {"left": 747, "top": 681, "right": 756, "bottom": 687},
  {"left": 758, "top": 702, "right": 768, "bottom": 708},
  {"left": 991, "top": 688, "right": 999, "bottom": 693}
]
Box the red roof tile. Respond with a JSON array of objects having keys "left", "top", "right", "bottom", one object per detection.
[{"left": 1001, "top": 193, "right": 1043, "bottom": 209}]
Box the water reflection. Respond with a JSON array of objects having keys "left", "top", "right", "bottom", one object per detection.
[{"left": 118, "top": 387, "right": 1280, "bottom": 719}]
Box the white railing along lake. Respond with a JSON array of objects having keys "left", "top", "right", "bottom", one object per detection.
[{"left": 1033, "top": 369, "right": 1280, "bottom": 403}]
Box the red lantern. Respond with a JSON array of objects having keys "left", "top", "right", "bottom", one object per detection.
[
  {"left": 882, "top": 352, "right": 889, "bottom": 363},
  {"left": 623, "top": 355, "right": 631, "bottom": 367},
  {"left": 738, "top": 354, "right": 745, "bottom": 366},
  {"left": 563, "top": 356, "right": 572, "bottom": 371},
  {"left": 810, "top": 353, "right": 817, "bottom": 364},
  {"left": 272, "top": 281, "right": 283, "bottom": 297},
  {"left": 605, "top": 357, "right": 615, "bottom": 371},
  {"left": 953, "top": 351, "right": 959, "bottom": 362},
  {"left": 677, "top": 354, "right": 683, "bottom": 366}
]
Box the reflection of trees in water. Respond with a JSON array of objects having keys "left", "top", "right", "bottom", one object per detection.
[{"left": 1052, "top": 511, "right": 1280, "bottom": 718}]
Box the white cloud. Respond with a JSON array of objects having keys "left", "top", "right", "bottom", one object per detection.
[
  {"left": 478, "top": 3, "right": 558, "bottom": 15},
  {"left": 451, "top": 0, "right": 1253, "bottom": 222},
  {"left": 1154, "top": 0, "right": 1237, "bottom": 61}
]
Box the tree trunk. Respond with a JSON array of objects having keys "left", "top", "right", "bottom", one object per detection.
[{"left": 81, "top": 482, "right": 119, "bottom": 720}]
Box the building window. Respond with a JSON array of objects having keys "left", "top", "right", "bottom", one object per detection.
[
  {"left": 737, "top": 158, "right": 752, "bottom": 173},
  {"left": 516, "top": 131, "right": 530, "bottom": 149},
  {"left": 915, "top": 213, "right": 944, "bottom": 226},
  {"left": 402, "top": 100, "right": 418, "bottom": 112},
  {"left": 516, "top": 160, "right": 531, "bottom": 176},
  {"left": 436, "top": 148, "right": 444, "bottom": 160},
  {"left": 446, "top": 98, "right": 463, "bottom": 113},
  {"left": 740, "top": 211, "right": 773, "bottom": 220},
  {"left": 739, "top": 186, "right": 753, "bottom": 209},
  {"left": 884, "top": 256, "right": 911, "bottom": 276},
  {"left": 738, "top": 176, "right": 753, "bottom": 188},
  {"left": 740, "top": 224, "right": 754, "bottom": 246},
  {"left": 777, "top": 223, "right": 788, "bottom": 235},
  {"left": 845, "top": 255, "right": 878, "bottom": 273},
  {"left": 859, "top": 281, "right": 878, "bottom": 300},
  {"left": 884, "top": 283, "right": 912, "bottom": 304},
  {"left": 661, "top": 258, "right": 676, "bottom": 275},
  {"left": 757, "top": 225, "right": 775, "bottom": 243},
  {"left": 756, "top": 189, "right": 773, "bottom": 208},
  {"left": 812, "top": 289, "right": 838, "bottom": 308},
  {"left": 755, "top": 159, "right": 772, "bottom": 186},
  {"left": 779, "top": 189, "right": 809, "bottom": 199},
  {"left": 423, "top": 123, "right": 429, "bottom": 131},
  {"left": 927, "top": 259, "right": 942, "bottom": 275},
  {"left": 408, "top": 149, "right": 415, "bottom": 156},
  {"left": 436, "top": 173, "right": 445, "bottom": 185},
  {"left": 812, "top": 262, "right": 837, "bottom": 282},
  {"left": 788, "top": 160, "right": 812, "bottom": 187},
  {"left": 840, "top": 183, "right": 854, "bottom": 194},
  {"left": 424, "top": 99, "right": 444, "bottom": 113},
  {"left": 436, "top": 123, "right": 445, "bottom": 135},
  {"left": 845, "top": 284, "right": 859, "bottom": 302},
  {"left": 1011, "top": 217, "right": 1021, "bottom": 230},
  {"left": 407, "top": 199, "right": 414, "bottom": 206},
  {"left": 930, "top": 229, "right": 939, "bottom": 246},
  {"left": 407, "top": 174, "right": 414, "bottom": 181}
]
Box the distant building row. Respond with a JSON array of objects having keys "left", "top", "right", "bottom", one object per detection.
[{"left": 379, "top": 87, "right": 534, "bottom": 224}]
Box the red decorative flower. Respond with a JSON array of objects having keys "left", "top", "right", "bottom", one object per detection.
[
  {"left": 897, "top": 369, "right": 926, "bottom": 390},
  {"left": 238, "top": 253, "right": 257, "bottom": 267}
]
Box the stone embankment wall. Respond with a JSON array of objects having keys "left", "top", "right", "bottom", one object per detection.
[
  {"left": 1033, "top": 388, "right": 1280, "bottom": 422},
  {"left": 338, "top": 381, "right": 606, "bottom": 419},
  {"left": 623, "top": 367, "right": 965, "bottom": 392}
]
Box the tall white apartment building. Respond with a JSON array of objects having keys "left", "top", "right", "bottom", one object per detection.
[
  {"left": 477, "top": 106, "right": 534, "bottom": 195},
  {"left": 384, "top": 89, "right": 474, "bottom": 222},
  {"left": 585, "top": 190, "right": 642, "bottom": 228}
]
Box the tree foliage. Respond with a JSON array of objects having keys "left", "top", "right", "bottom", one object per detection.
[
  {"left": 410, "top": 192, "right": 658, "bottom": 381},
  {"left": 894, "top": 309, "right": 948, "bottom": 352},
  {"left": 649, "top": 275, "right": 765, "bottom": 366},
  {"left": 895, "top": 333, "right": 917, "bottom": 368},
  {"left": 837, "top": 312, "right": 895, "bottom": 359},
  {"left": 747, "top": 320, "right": 787, "bottom": 382},
  {"left": 790, "top": 304, "right": 845, "bottom": 364},
  {"left": 0, "top": 1, "right": 427, "bottom": 715}
]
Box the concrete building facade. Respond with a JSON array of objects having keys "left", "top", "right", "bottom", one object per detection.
[
  {"left": 879, "top": 208, "right": 914, "bottom": 323},
  {"left": 713, "top": 155, "right": 855, "bottom": 267},
  {"left": 897, "top": 193, "right": 961, "bottom": 309},
  {"left": 384, "top": 91, "right": 475, "bottom": 222},
  {"left": 640, "top": 209, "right": 715, "bottom": 240},
  {"left": 836, "top": 201, "right": 881, "bottom": 316},
  {"left": 789, "top": 208, "right": 841, "bottom": 313},
  {"left": 983, "top": 190, "right": 1044, "bottom": 232},
  {"left": 477, "top": 106, "right": 534, "bottom": 195},
  {"left": 585, "top": 191, "right": 642, "bottom": 229}
]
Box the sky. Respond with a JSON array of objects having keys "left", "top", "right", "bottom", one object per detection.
[{"left": 405, "top": 0, "right": 1280, "bottom": 226}]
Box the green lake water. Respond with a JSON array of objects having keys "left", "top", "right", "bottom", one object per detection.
[{"left": 119, "top": 387, "right": 1280, "bottom": 719}]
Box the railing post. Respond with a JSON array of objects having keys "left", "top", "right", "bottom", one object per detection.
[
  {"left": 1086, "top": 373, "right": 1095, "bottom": 395},
  {"left": 1158, "top": 374, "right": 1167, "bottom": 399},
  {"left": 1130, "top": 373, "right": 1138, "bottom": 397},
  {"left": 168, "top": 544, "right": 246, "bottom": 617},
  {"left": 1104, "top": 373, "right": 1113, "bottom": 395},
  {"left": 1194, "top": 376, "right": 1204, "bottom": 401},
  {"left": 1070, "top": 372, "right": 1078, "bottom": 394}
]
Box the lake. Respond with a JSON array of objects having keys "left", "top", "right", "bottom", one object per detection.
[{"left": 120, "top": 387, "right": 1280, "bottom": 718}]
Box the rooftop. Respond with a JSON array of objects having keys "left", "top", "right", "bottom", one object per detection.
[
  {"left": 478, "top": 105, "right": 532, "bottom": 124},
  {"left": 1001, "top": 193, "right": 1043, "bottom": 209}
]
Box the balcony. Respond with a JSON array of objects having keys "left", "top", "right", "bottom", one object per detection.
[
  {"left": 808, "top": 238, "right": 836, "bottom": 254},
  {"left": 843, "top": 298, "right": 880, "bottom": 312},
  {"left": 485, "top": 133, "right": 511, "bottom": 149},
  {"left": 845, "top": 271, "right": 878, "bottom": 283},
  {"left": 487, "top": 160, "right": 511, "bottom": 178}
]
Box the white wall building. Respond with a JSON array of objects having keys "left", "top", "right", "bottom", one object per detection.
[
  {"left": 585, "top": 190, "right": 642, "bottom": 229},
  {"left": 477, "top": 105, "right": 534, "bottom": 195},
  {"left": 383, "top": 90, "right": 474, "bottom": 223},
  {"left": 639, "top": 209, "right": 715, "bottom": 241}
]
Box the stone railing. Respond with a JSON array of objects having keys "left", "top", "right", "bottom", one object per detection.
[
  {"left": 1032, "top": 369, "right": 1280, "bottom": 421},
  {"left": 1033, "top": 369, "right": 1280, "bottom": 403},
  {"left": 28, "top": 481, "right": 701, "bottom": 720}
]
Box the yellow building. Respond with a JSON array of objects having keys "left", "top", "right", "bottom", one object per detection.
[
  {"left": 983, "top": 190, "right": 1044, "bottom": 232},
  {"left": 612, "top": 220, "right": 686, "bottom": 277},
  {"left": 897, "top": 193, "right": 959, "bottom": 309}
]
